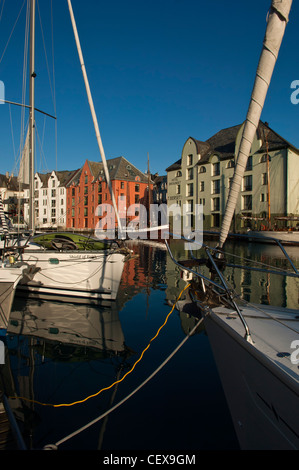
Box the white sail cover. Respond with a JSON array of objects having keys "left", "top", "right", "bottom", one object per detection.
[
  {"left": 17, "top": 129, "right": 30, "bottom": 185},
  {"left": 219, "top": 0, "right": 293, "bottom": 248}
]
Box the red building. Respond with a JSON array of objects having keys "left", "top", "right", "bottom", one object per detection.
[{"left": 66, "top": 157, "right": 152, "bottom": 233}]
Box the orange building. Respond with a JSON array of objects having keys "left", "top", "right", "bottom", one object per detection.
[{"left": 66, "top": 157, "right": 152, "bottom": 233}]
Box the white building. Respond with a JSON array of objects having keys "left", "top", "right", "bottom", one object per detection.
[{"left": 24, "top": 170, "right": 77, "bottom": 229}]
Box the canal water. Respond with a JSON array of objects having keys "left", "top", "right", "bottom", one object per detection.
[{"left": 1, "top": 239, "right": 298, "bottom": 451}]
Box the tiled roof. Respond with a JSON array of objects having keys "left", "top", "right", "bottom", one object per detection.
[{"left": 166, "top": 121, "right": 298, "bottom": 171}]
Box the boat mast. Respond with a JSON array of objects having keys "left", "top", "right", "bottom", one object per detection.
[
  {"left": 67, "top": 0, "right": 123, "bottom": 238},
  {"left": 29, "top": 0, "right": 36, "bottom": 233},
  {"left": 218, "top": 0, "right": 292, "bottom": 248}
]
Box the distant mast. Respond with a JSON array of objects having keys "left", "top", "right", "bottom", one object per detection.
[{"left": 29, "top": 0, "right": 36, "bottom": 233}]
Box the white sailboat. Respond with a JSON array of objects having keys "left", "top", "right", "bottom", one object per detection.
[
  {"left": 166, "top": 0, "right": 299, "bottom": 450},
  {"left": 2, "top": 0, "right": 130, "bottom": 303}
]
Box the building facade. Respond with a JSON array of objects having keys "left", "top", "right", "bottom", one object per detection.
[
  {"left": 0, "top": 172, "right": 27, "bottom": 227},
  {"left": 23, "top": 170, "right": 78, "bottom": 229},
  {"left": 66, "top": 157, "right": 152, "bottom": 233},
  {"left": 166, "top": 121, "right": 299, "bottom": 232}
]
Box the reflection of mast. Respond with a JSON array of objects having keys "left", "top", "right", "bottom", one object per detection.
[
  {"left": 264, "top": 126, "right": 271, "bottom": 229},
  {"left": 97, "top": 366, "right": 122, "bottom": 449}
]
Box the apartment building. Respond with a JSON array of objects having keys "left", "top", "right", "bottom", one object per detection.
[
  {"left": 23, "top": 170, "right": 78, "bottom": 229},
  {"left": 166, "top": 121, "right": 299, "bottom": 231},
  {"left": 66, "top": 157, "right": 152, "bottom": 232}
]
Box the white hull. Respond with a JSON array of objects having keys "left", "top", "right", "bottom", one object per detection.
[
  {"left": 204, "top": 304, "right": 299, "bottom": 450},
  {"left": 16, "top": 249, "right": 126, "bottom": 301},
  {"left": 0, "top": 266, "right": 25, "bottom": 331},
  {"left": 247, "top": 230, "right": 299, "bottom": 245}
]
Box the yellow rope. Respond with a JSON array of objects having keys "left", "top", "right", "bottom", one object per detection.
[{"left": 9, "top": 283, "right": 190, "bottom": 408}]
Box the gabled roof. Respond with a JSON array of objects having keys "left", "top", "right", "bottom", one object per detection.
[{"left": 166, "top": 121, "right": 299, "bottom": 171}]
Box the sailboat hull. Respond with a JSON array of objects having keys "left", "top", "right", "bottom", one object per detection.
[
  {"left": 0, "top": 267, "right": 25, "bottom": 332},
  {"left": 16, "top": 250, "right": 126, "bottom": 301},
  {"left": 204, "top": 306, "right": 299, "bottom": 450}
]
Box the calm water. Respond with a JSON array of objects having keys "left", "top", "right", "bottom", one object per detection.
[{"left": 1, "top": 239, "right": 298, "bottom": 451}]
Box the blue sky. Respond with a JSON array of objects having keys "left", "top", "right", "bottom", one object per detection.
[{"left": 0, "top": 0, "right": 298, "bottom": 178}]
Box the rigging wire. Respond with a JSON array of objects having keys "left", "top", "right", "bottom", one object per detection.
[{"left": 0, "top": 0, "right": 26, "bottom": 65}]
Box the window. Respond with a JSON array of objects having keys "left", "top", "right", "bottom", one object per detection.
[
  {"left": 121, "top": 182, "right": 125, "bottom": 189},
  {"left": 72, "top": 188, "right": 75, "bottom": 196},
  {"left": 85, "top": 175, "right": 88, "bottom": 184},
  {"left": 262, "top": 173, "right": 267, "bottom": 185},
  {"left": 135, "top": 194, "right": 140, "bottom": 203},
  {"left": 52, "top": 179, "right": 55, "bottom": 187},
  {"left": 212, "top": 162, "right": 220, "bottom": 176},
  {"left": 243, "top": 175, "right": 252, "bottom": 191},
  {"left": 200, "top": 181, "right": 204, "bottom": 192},
  {"left": 84, "top": 186, "right": 88, "bottom": 194},
  {"left": 51, "top": 199, "right": 56, "bottom": 207},
  {"left": 260, "top": 193, "right": 265, "bottom": 202},
  {"left": 187, "top": 154, "right": 193, "bottom": 166},
  {"left": 187, "top": 168, "right": 193, "bottom": 180},
  {"left": 43, "top": 189, "right": 47, "bottom": 196},
  {"left": 98, "top": 183, "right": 102, "bottom": 192},
  {"left": 176, "top": 170, "right": 182, "bottom": 177},
  {"left": 242, "top": 195, "right": 252, "bottom": 210},
  {"left": 245, "top": 156, "right": 252, "bottom": 171},
  {"left": 212, "top": 179, "right": 220, "bottom": 194},
  {"left": 84, "top": 196, "right": 88, "bottom": 206},
  {"left": 135, "top": 184, "right": 140, "bottom": 192},
  {"left": 72, "top": 198, "right": 75, "bottom": 206},
  {"left": 98, "top": 194, "right": 102, "bottom": 204},
  {"left": 212, "top": 197, "right": 220, "bottom": 211},
  {"left": 51, "top": 189, "right": 56, "bottom": 197},
  {"left": 199, "top": 198, "right": 205, "bottom": 206},
  {"left": 84, "top": 207, "right": 88, "bottom": 216},
  {"left": 227, "top": 160, "right": 235, "bottom": 168},
  {"left": 60, "top": 188, "right": 64, "bottom": 195},
  {"left": 199, "top": 166, "right": 206, "bottom": 173},
  {"left": 187, "top": 183, "right": 193, "bottom": 197},
  {"left": 51, "top": 208, "right": 56, "bottom": 217},
  {"left": 176, "top": 185, "right": 181, "bottom": 195}
]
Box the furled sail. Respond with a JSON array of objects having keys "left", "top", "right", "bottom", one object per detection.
[
  {"left": 17, "top": 129, "right": 30, "bottom": 185},
  {"left": 219, "top": 0, "right": 293, "bottom": 248}
]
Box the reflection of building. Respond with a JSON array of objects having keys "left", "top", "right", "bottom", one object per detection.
[
  {"left": 166, "top": 121, "right": 299, "bottom": 231},
  {"left": 66, "top": 158, "right": 152, "bottom": 231}
]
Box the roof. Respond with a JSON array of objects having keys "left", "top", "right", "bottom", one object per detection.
[
  {"left": 0, "top": 174, "right": 25, "bottom": 190},
  {"left": 166, "top": 121, "right": 299, "bottom": 171},
  {"left": 86, "top": 156, "right": 149, "bottom": 183}
]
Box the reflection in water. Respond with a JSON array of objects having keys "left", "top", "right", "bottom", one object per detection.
[{"left": 0, "top": 239, "right": 298, "bottom": 450}]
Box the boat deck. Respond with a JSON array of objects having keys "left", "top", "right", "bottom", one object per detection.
[{"left": 211, "top": 303, "right": 299, "bottom": 383}]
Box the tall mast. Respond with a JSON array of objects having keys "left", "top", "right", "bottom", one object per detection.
[
  {"left": 29, "top": 0, "right": 36, "bottom": 233},
  {"left": 67, "top": 0, "right": 123, "bottom": 238}
]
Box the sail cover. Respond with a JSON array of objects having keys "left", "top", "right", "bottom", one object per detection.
[
  {"left": 219, "top": 0, "right": 293, "bottom": 248},
  {"left": 17, "top": 129, "right": 30, "bottom": 185}
]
